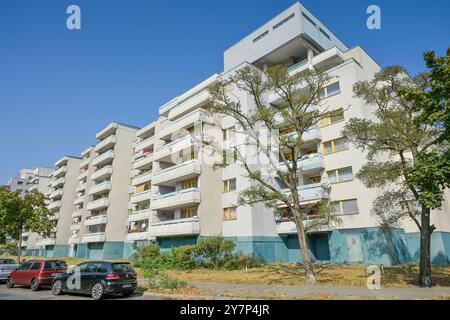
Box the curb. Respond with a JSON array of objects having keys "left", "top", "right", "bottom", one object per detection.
[{"left": 143, "top": 291, "right": 221, "bottom": 300}]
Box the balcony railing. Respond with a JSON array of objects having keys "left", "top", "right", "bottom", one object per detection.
[
  {"left": 48, "top": 201, "right": 62, "bottom": 211},
  {"left": 128, "top": 208, "right": 152, "bottom": 222},
  {"left": 76, "top": 183, "right": 87, "bottom": 193},
  {"left": 92, "top": 150, "right": 115, "bottom": 167},
  {"left": 51, "top": 177, "right": 65, "bottom": 188},
  {"left": 95, "top": 135, "right": 116, "bottom": 153},
  {"left": 130, "top": 190, "right": 152, "bottom": 204},
  {"left": 86, "top": 198, "right": 110, "bottom": 211},
  {"left": 278, "top": 153, "right": 325, "bottom": 173},
  {"left": 152, "top": 159, "right": 201, "bottom": 185},
  {"left": 89, "top": 181, "right": 112, "bottom": 196},
  {"left": 82, "top": 232, "right": 106, "bottom": 243},
  {"left": 91, "top": 165, "right": 113, "bottom": 181},
  {"left": 151, "top": 188, "right": 200, "bottom": 210},
  {"left": 149, "top": 217, "right": 200, "bottom": 237},
  {"left": 84, "top": 214, "right": 108, "bottom": 226},
  {"left": 135, "top": 136, "right": 155, "bottom": 153},
  {"left": 132, "top": 154, "right": 153, "bottom": 170},
  {"left": 158, "top": 109, "right": 214, "bottom": 139},
  {"left": 280, "top": 183, "right": 330, "bottom": 204},
  {"left": 132, "top": 171, "right": 153, "bottom": 186},
  {"left": 53, "top": 166, "right": 67, "bottom": 178},
  {"left": 49, "top": 189, "right": 63, "bottom": 199},
  {"left": 79, "top": 157, "right": 90, "bottom": 169}
]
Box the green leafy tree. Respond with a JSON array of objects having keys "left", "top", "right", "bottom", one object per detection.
[
  {"left": 343, "top": 59, "right": 450, "bottom": 287},
  {"left": 0, "top": 186, "right": 55, "bottom": 262},
  {"left": 201, "top": 65, "right": 340, "bottom": 284}
]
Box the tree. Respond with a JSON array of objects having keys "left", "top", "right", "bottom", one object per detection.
[
  {"left": 342, "top": 61, "right": 450, "bottom": 287},
  {"left": 200, "top": 64, "right": 340, "bottom": 284},
  {"left": 0, "top": 186, "right": 55, "bottom": 263}
]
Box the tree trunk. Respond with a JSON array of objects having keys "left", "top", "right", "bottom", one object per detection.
[
  {"left": 293, "top": 209, "right": 316, "bottom": 285},
  {"left": 418, "top": 206, "right": 433, "bottom": 287},
  {"left": 17, "top": 229, "right": 23, "bottom": 264}
]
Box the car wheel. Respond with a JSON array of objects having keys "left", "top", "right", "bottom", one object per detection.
[
  {"left": 6, "top": 277, "right": 14, "bottom": 288},
  {"left": 122, "top": 290, "right": 135, "bottom": 297},
  {"left": 52, "top": 280, "right": 64, "bottom": 296},
  {"left": 30, "top": 279, "right": 40, "bottom": 291},
  {"left": 91, "top": 282, "right": 105, "bottom": 300}
]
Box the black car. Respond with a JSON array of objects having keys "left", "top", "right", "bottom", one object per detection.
[{"left": 51, "top": 261, "right": 137, "bottom": 300}]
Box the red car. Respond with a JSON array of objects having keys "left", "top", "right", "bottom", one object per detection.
[{"left": 6, "top": 259, "right": 68, "bottom": 291}]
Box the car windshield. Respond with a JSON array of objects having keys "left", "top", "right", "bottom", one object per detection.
[
  {"left": 0, "top": 259, "right": 16, "bottom": 264},
  {"left": 112, "top": 263, "right": 134, "bottom": 273},
  {"left": 44, "top": 261, "right": 67, "bottom": 270}
]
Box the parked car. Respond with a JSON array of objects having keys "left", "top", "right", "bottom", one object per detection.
[
  {"left": 6, "top": 259, "right": 68, "bottom": 291},
  {"left": 0, "top": 258, "right": 19, "bottom": 283},
  {"left": 51, "top": 261, "right": 137, "bottom": 300}
]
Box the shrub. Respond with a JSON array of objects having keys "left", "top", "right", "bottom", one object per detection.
[
  {"left": 193, "top": 236, "right": 236, "bottom": 269},
  {"left": 130, "top": 243, "right": 163, "bottom": 269},
  {"left": 166, "top": 245, "right": 196, "bottom": 270},
  {"left": 223, "top": 251, "right": 264, "bottom": 270}
]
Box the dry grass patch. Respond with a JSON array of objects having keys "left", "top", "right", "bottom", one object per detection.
[{"left": 164, "top": 263, "right": 450, "bottom": 288}]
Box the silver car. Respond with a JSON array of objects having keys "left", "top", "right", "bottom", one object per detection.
[{"left": 0, "top": 258, "right": 19, "bottom": 282}]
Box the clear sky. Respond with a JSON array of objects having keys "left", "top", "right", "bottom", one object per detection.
[{"left": 0, "top": 0, "right": 449, "bottom": 182}]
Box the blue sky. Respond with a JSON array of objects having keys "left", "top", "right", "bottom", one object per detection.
[{"left": 0, "top": 0, "right": 449, "bottom": 182}]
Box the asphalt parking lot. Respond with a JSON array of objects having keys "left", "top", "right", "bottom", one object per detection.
[{"left": 0, "top": 283, "right": 164, "bottom": 300}]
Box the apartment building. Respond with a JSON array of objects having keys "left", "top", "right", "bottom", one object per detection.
[
  {"left": 19, "top": 2, "right": 449, "bottom": 263},
  {"left": 5, "top": 167, "right": 53, "bottom": 255},
  {"left": 73, "top": 122, "right": 140, "bottom": 259},
  {"left": 35, "top": 156, "right": 81, "bottom": 257}
]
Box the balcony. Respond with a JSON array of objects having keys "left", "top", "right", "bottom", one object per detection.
[
  {"left": 132, "top": 171, "right": 152, "bottom": 186},
  {"left": 49, "top": 189, "right": 63, "bottom": 200},
  {"left": 92, "top": 150, "right": 115, "bottom": 167},
  {"left": 53, "top": 166, "right": 67, "bottom": 178},
  {"left": 72, "top": 209, "right": 84, "bottom": 218},
  {"left": 70, "top": 223, "right": 81, "bottom": 231},
  {"left": 153, "top": 135, "right": 195, "bottom": 162},
  {"left": 68, "top": 235, "right": 80, "bottom": 244},
  {"left": 130, "top": 190, "right": 152, "bottom": 204},
  {"left": 132, "top": 154, "right": 153, "bottom": 170},
  {"left": 151, "top": 188, "right": 200, "bottom": 210},
  {"left": 86, "top": 198, "right": 110, "bottom": 211},
  {"left": 78, "top": 170, "right": 88, "bottom": 181},
  {"left": 127, "top": 231, "right": 150, "bottom": 241},
  {"left": 84, "top": 214, "right": 108, "bottom": 226},
  {"left": 82, "top": 233, "right": 106, "bottom": 243},
  {"left": 128, "top": 209, "right": 152, "bottom": 223},
  {"left": 91, "top": 165, "right": 113, "bottom": 181},
  {"left": 74, "top": 196, "right": 84, "bottom": 205},
  {"left": 149, "top": 217, "right": 200, "bottom": 237},
  {"left": 51, "top": 177, "right": 65, "bottom": 188},
  {"left": 21, "top": 241, "right": 28, "bottom": 247},
  {"left": 95, "top": 135, "right": 116, "bottom": 153},
  {"left": 153, "top": 160, "right": 201, "bottom": 186},
  {"left": 278, "top": 153, "right": 325, "bottom": 173},
  {"left": 48, "top": 201, "right": 62, "bottom": 211},
  {"left": 76, "top": 183, "right": 87, "bottom": 193},
  {"left": 37, "top": 238, "right": 56, "bottom": 246},
  {"left": 168, "top": 89, "right": 211, "bottom": 120},
  {"left": 89, "top": 181, "right": 112, "bottom": 196},
  {"left": 158, "top": 109, "right": 214, "bottom": 139},
  {"left": 280, "top": 183, "right": 330, "bottom": 205},
  {"left": 79, "top": 157, "right": 90, "bottom": 169},
  {"left": 135, "top": 136, "right": 155, "bottom": 153},
  {"left": 49, "top": 213, "right": 60, "bottom": 221}
]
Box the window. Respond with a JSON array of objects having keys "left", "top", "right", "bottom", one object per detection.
[
  {"left": 181, "top": 178, "right": 197, "bottom": 190},
  {"left": 44, "top": 260, "right": 67, "bottom": 270},
  {"left": 253, "top": 30, "right": 269, "bottom": 43},
  {"left": 319, "top": 82, "right": 341, "bottom": 100},
  {"left": 327, "top": 167, "right": 353, "bottom": 183},
  {"left": 112, "top": 263, "right": 134, "bottom": 273},
  {"left": 181, "top": 206, "right": 197, "bottom": 219},
  {"left": 223, "top": 127, "right": 235, "bottom": 140},
  {"left": 320, "top": 108, "right": 344, "bottom": 126},
  {"left": 85, "top": 262, "right": 102, "bottom": 273},
  {"left": 18, "top": 181, "right": 23, "bottom": 185},
  {"left": 319, "top": 27, "right": 331, "bottom": 40},
  {"left": 223, "top": 178, "right": 237, "bottom": 192},
  {"left": 18, "top": 262, "right": 32, "bottom": 271},
  {"left": 223, "top": 207, "right": 237, "bottom": 221},
  {"left": 31, "top": 262, "right": 41, "bottom": 270},
  {"left": 309, "top": 176, "right": 321, "bottom": 184},
  {"left": 333, "top": 199, "right": 359, "bottom": 215},
  {"left": 273, "top": 13, "right": 295, "bottom": 30},
  {"left": 323, "top": 137, "right": 348, "bottom": 155},
  {"left": 302, "top": 12, "right": 317, "bottom": 27}
]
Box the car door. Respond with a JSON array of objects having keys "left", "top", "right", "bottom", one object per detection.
[
  {"left": 76, "top": 262, "right": 90, "bottom": 293},
  {"left": 14, "top": 261, "right": 33, "bottom": 284},
  {"left": 79, "top": 262, "right": 101, "bottom": 293},
  {"left": 27, "top": 261, "right": 42, "bottom": 284}
]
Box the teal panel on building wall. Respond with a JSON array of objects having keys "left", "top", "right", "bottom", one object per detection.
[
  {"left": 157, "top": 236, "right": 198, "bottom": 250},
  {"left": 76, "top": 243, "right": 88, "bottom": 259},
  {"left": 103, "top": 242, "right": 125, "bottom": 259},
  {"left": 45, "top": 245, "right": 54, "bottom": 257},
  {"left": 87, "top": 243, "right": 104, "bottom": 259},
  {"left": 406, "top": 232, "right": 450, "bottom": 265},
  {"left": 53, "top": 245, "right": 69, "bottom": 257}
]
